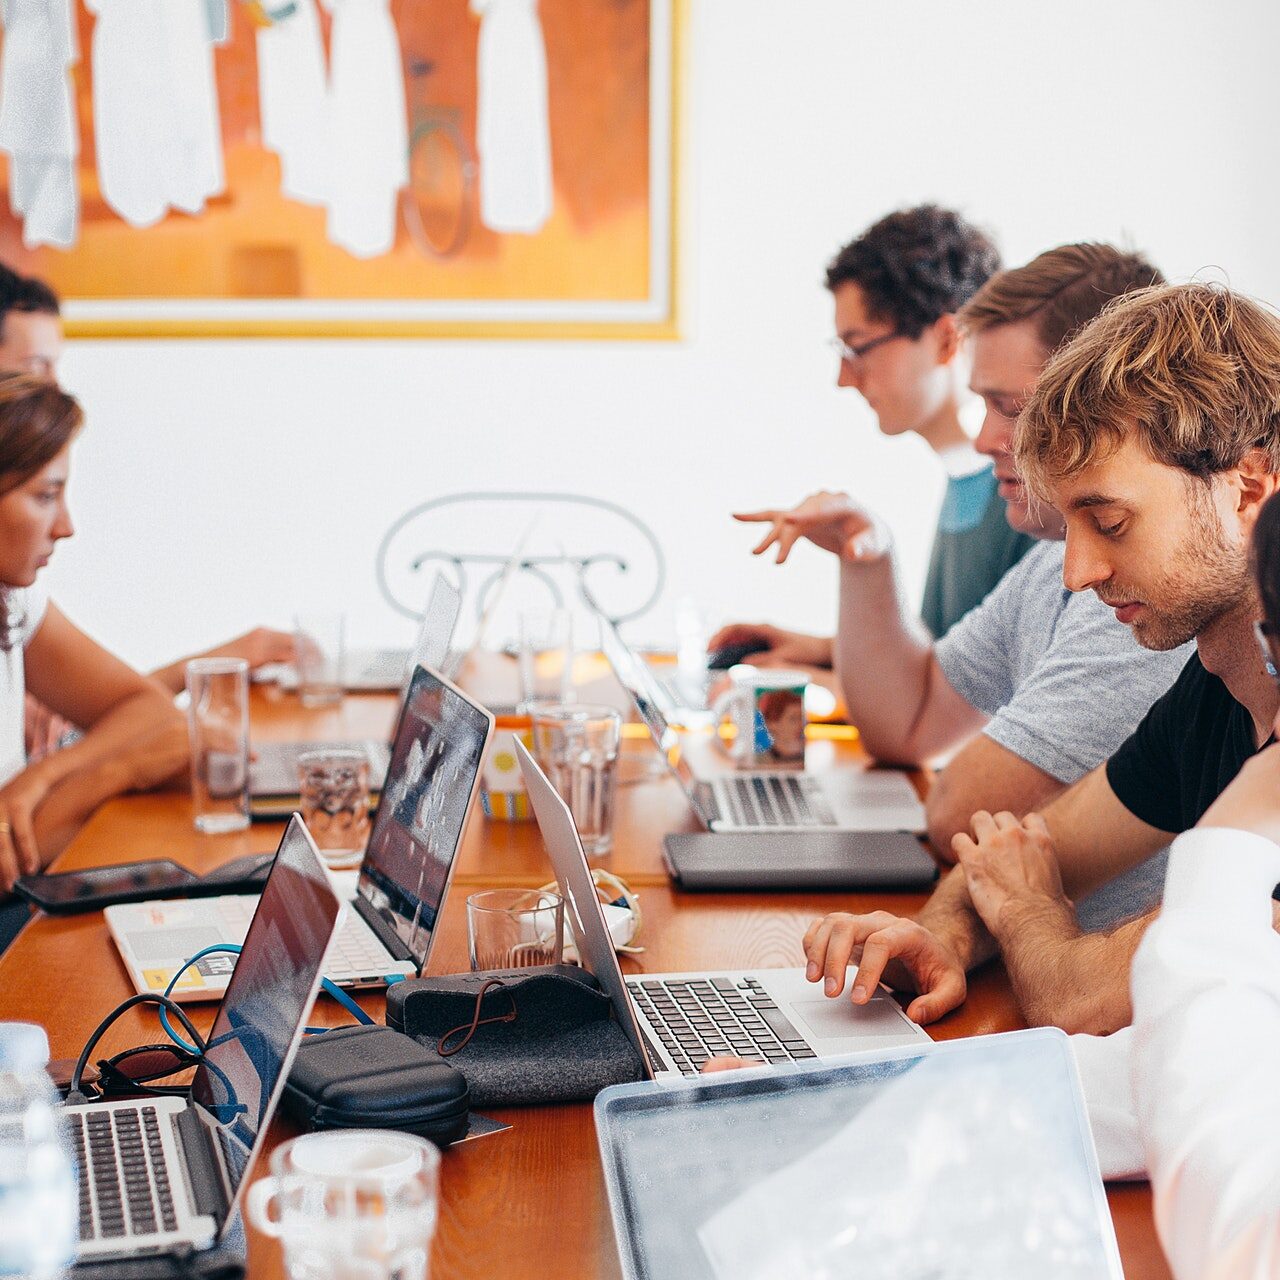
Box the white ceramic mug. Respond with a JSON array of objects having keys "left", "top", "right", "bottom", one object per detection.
[
  {"left": 712, "top": 665, "right": 810, "bottom": 766},
  {"left": 246, "top": 1130, "right": 441, "bottom": 1280}
]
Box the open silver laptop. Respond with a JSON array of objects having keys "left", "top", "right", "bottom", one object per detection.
[
  {"left": 595, "top": 1028, "right": 1123, "bottom": 1280},
  {"left": 109, "top": 664, "right": 494, "bottom": 998},
  {"left": 516, "top": 739, "right": 927, "bottom": 1078},
  {"left": 250, "top": 574, "right": 463, "bottom": 802},
  {"left": 601, "top": 619, "right": 926, "bottom": 834},
  {"left": 69, "top": 816, "right": 340, "bottom": 1263}
]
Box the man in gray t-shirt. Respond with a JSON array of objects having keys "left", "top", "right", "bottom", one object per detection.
[
  {"left": 934, "top": 540, "right": 1190, "bottom": 785},
  {"left": 736, "top": 245, "right": 1181, "bottom": 856}
]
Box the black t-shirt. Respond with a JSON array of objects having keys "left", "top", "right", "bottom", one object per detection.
[{"left": 1106, "top": 650, "right": 1271, "bottom": 833}]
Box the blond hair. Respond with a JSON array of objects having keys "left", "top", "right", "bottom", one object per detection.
[
  {"left": 959, "top": 243, "right": 1163, "bottom": 354},
  {"left": 1015, "top": 282, "right": 1280, "bottom": 500}
]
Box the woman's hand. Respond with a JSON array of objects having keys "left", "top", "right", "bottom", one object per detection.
[
  {"left": 0, "top": 764, "right": 58, "bottom": 892},
  {"left": 23, "top": 693, "right": 73, "bottom": 762}
]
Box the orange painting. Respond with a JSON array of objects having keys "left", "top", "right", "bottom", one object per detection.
[{"left": 0, "top": 0, "right": 679, "bottom": 337}]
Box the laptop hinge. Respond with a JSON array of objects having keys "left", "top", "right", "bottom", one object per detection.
[
  {"left": 354, "top": 894, "right": 416, "bottom": 965},
  {"left": 174, "top": 1104, "right": 231, "bottom": 1226},
  {"left": 695, "top": 782, "right": 722, "bottom": 825}
]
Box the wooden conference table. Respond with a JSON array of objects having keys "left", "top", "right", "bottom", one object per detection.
[{"left": 0, "top": 682, "right": 1172, "bottom": 1280}]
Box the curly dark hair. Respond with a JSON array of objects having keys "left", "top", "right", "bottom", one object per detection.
[{"left": 824, "top": 205, "right": 1001, "bottom": 339}]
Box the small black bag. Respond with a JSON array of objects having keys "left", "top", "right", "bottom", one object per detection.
[
  {"left": 282, "top": 1025, "right": 470, "bottom": 1147},
  {"left": 385, "top": 964, "right": 645, "bottom": 1106}
]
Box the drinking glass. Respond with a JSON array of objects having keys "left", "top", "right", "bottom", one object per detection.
[
  {"left": 295, "top": 612, "right": 346, "bottom": 708},
  {"left": 466, "top": 888, "right": 564, "bottom": 971},
  {"left": 517, "top": 608, "right": 573, "bottom": 710},
  {"left": 246, "top": 1130, "right": 440, "bottom": 1280},
  {"left": 297, "top": 749, "right": 372, "bottom": 869},
  {"left": 530, "top": 703, "right": 621, "bottom": 856},
  {"left": 185, "top": 658, "right": 250, "bottom": 834}
]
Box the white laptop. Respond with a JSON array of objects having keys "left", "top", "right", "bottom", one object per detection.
[
  {"left": 250, "top": 575, "right": 463, "bottom": 804},
  {"left": 594, "top": 1028, "right": 1123, "bottom": 1280},
  {"left": 516, "top": 738, "right": 927, "bottom": 1078},
  {"left": 601, "top": 618, "right": 926, "bottom": 834},
  {"left": 108, "top": 664, "right": 494, "bottom": 999},
  {"left": 69, "top": 816, "right": 340, "bottom": 1263}
]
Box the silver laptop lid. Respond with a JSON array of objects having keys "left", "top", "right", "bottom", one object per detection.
[
  {"left": 356, "top": 665, "right": 495, "bottom": 970},
  {"left": 599, "top": 618, "right": 705, "bottom": 811},
  {"left": 409, "top": 573, "right": 462, "bottom": 676},
  {"left": 514, "top": 738, "right": 652, "bottom": 1075},
  {"left": 188, "top": 815, "right": 339, "bottom": 1237},
  {"left": 594, "top": 1027, "right": 1122, "bottom": 1280}
]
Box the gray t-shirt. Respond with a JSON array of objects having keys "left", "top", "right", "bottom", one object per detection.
[{"left": 934, "top": 540, "right": 1192, "bottom": 783}]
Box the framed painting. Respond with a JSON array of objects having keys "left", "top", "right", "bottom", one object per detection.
[{"left": 0, "top": 0, "right": 682, "bottom": 339}]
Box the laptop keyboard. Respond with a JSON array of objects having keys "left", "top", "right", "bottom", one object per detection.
[
  {"left": 218, "top": 896, "right": 392, "bottom": 982},
  {"left": 627, "top": 976, "right": 818, "bottom": 1075},
  {"left": 716, "top": 775, "right": 836, "bottom": 828},
  {"left": 69, "top": 1106, "right": 179, "bottom": 1243}
]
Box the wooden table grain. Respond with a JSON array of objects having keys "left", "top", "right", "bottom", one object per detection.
[{"left": 0, "top": 685, "right": 1171, "bottom": 1280}]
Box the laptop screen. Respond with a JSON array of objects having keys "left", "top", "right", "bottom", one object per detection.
[
  {"left": 596, "top": 1029, "right": 1123, "bottom": 1280},
  {"left": 189, "top": 817, "right": 338, "bottom": 1209},
  {"left": 599, "top": 619, "right": 702, "bottom": 799},
  {"left": 410, "top": 573, "right": 462, "bottom": 674},
  {"left": 356, "top": 665, "right": 491, "bottom": 967}
]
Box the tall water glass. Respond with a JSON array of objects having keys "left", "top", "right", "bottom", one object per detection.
[
  {"left": 246, "top": 1130, "right": 440, "bottom": 1280},
  {"left": 185, "top": 658, "right": 250, "bottom": 833},
  {"left": 530, "top": 703, "right": 621, "bottom": 856},
  {"left": 295, "top": 612, "right": 345, "bottom": 708}
]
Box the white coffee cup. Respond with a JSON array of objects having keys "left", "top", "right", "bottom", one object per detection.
[
  {"left": 246, "top": 1130, "right": 441, "bottom": 1280},
  {"left": 712, "top": 665, "right": 810, "bottom": 766}
]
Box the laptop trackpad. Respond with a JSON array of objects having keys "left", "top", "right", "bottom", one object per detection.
[{"left": 791, "top": 997, "right": 916, "bottom": 1041}]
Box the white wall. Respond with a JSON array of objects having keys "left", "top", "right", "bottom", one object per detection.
[{"left": 46, "top": 0, "right": 1280, "bottom": 669}]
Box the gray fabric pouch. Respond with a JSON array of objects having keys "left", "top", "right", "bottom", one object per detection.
[{"left": 385, "top": 964, "right": 644, "bottom": 1106}]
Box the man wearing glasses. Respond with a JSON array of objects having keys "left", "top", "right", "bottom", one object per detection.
[
  {"left": 713, "top": 204, "right": 1022, "bottom": 666},
  {"left": 804, "top": 281, "right": 1280, "bottom": 1041},
  {"left": 730, "top": 244, "right": 1191, "bottom": 868}
]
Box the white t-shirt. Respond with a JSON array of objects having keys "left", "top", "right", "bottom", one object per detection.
[{"left": 0, "top": 581, "right": 48, "bottom": 786}]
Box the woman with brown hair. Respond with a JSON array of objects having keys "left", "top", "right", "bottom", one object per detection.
[{"left": 0, "top": 372, "right": 184, "bottom": 902}]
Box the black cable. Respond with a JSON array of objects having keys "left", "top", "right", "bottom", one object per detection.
[{"left": 68, "top": 994, "right": 207, "bottom": 1104}]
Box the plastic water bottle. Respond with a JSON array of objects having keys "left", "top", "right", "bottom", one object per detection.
[{"left": 0, "top": 1024, "right": 77, "bottom": 1279}]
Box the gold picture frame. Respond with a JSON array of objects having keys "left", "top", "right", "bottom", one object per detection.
[{"left": 1, "top": 0, "right": 683, "bottom": 340}]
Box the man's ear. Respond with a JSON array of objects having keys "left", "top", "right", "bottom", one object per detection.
[
  {"left": 934, "top": 313, "right": 961, "bottom": 366},
  {"left": 1233, "top": 447, "right": 1280, "bottom": 520}
]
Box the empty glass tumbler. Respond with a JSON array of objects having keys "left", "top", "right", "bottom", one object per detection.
[
  {"left": 530, "top": 703, "right": 621, "bottom": 856},
  {"left": 466, "top": 889, "right": 565, "bottom": 971},
  {"left": 297, "top": 749, "right": 372, "bottom": 869}
]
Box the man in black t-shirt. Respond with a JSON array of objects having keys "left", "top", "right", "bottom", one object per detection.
[{"left": 796, "top": 283, "right": 1280, "bottom": 1037}]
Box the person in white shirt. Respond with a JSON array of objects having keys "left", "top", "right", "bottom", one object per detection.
[
  {"left": 0, "top": 373, "right": 185, "bottom": 896},
  {"left": 1124, "top": 486, "right": 1280, "bottom": 1280}
]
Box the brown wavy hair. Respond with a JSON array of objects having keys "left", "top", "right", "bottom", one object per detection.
[
  {"left": 0, "top": 373, "right": 83, "bottom": 647},
  {"left": 1014, "top": 283, "right": 1280, "bottom": 502},
  {"left": 959, "top": 242, "right": 1164, "bottom": 355}
]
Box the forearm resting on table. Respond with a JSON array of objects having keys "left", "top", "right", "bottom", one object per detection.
[
  {"left": 925, "top": 736, "right": 1067, "bottom": 860},
  {"left": 39, "top": 685, "right": 181, "bottom": 787},
  {"left": 914, "top": 867, "right": 998, "bottom": 973},
  {"left": 833, "top": 557, "right": 945, "bottom": 764},
  {"left": 30, "top": 696, "right": 187, "bottom": 866},
  {"left": 997, "top": 900, "right": 1152, "bottom": 1036}
]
